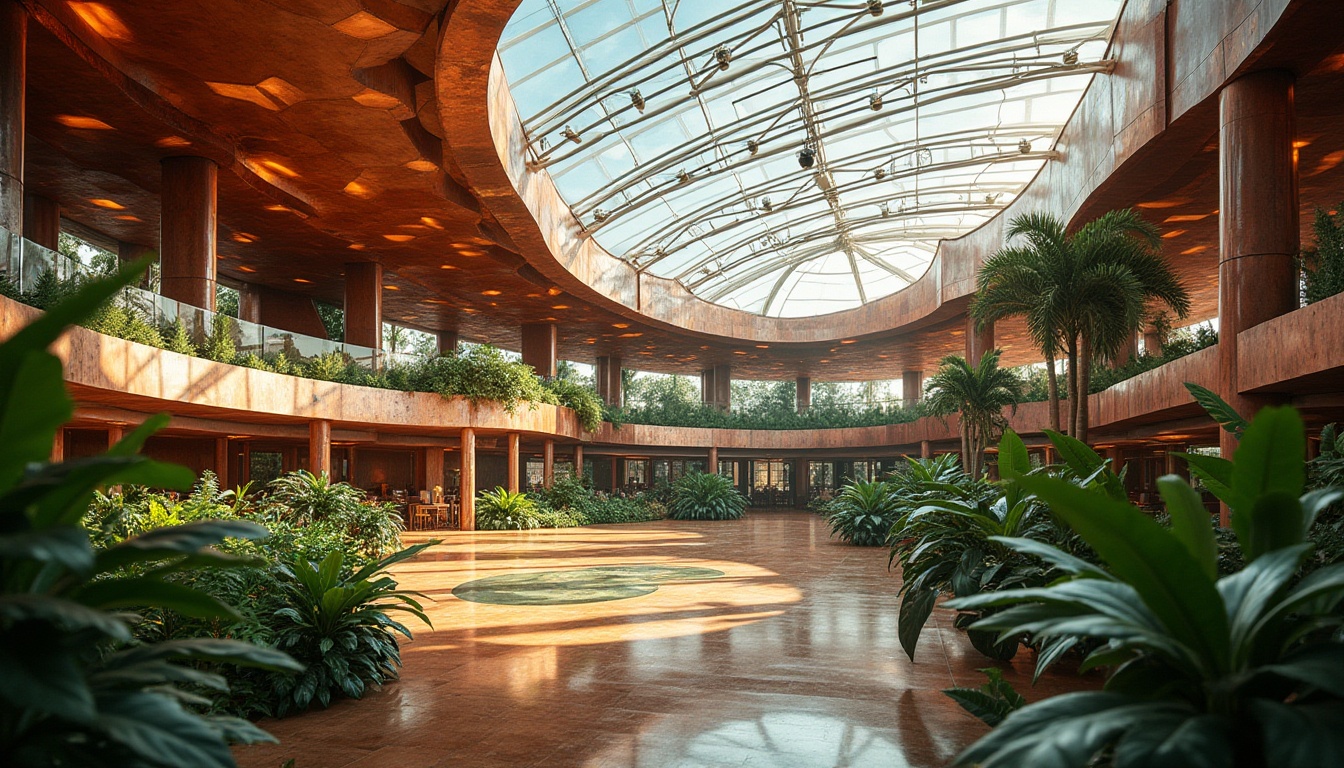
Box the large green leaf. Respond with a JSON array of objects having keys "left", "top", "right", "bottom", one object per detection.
[
  {"left": 20, "top": 455, "right": 196, "bottom": 528},
  {"left": 898, "top": 587, "right": 939, "bottom": 661},
  {"left": 0, "top": 625, "right": 95, "bottom": 723},
  {"left": 94, "top": 691, "right": 237, "bottom": 768},
  {"left": 74, "top": 577, "right": 240, "bottom": 620},
  {"left": 997, "top": 430, "right": 1031, "bottom": 480},
  {"left": 1230, "top": 407, "right": 1306, "bottom": 554},
  {"left": 1178, "top": 453, "right": 1241, "bottom": 512},
  {"left": 1014, "top": 476, "right": 1229, "bottom": 670},
  {"left": 1044, "top": 429, "right": 1124, "bottom": 500},
  {"left": 0, "top": 525, "right": 93, "bottom": 574},
  {"left": 1257, "top": 644, "right": 1344, "bottom": 698},
  {"left": 106, "top": 638, "right": 303, "bottom": 674},
  {"left": 0, "top": 351, "right": 72, "bottom": 492},
  {"left": 1185, "top": 383, "right": 1248, "bottom": 438},
  {"left": 1157, "top": 476, "right": 1217, "bottom": 580},
  {"left": 0, "top": 594, "right": 131, "bottom": 640},
  {"left": 1244, "top": 492, "right": 1305, "bottom": 563},
  {"left": 96, "top": 520, "right": 269, "bottom": 571},
  {"left": 1111, "top": 712, "right": 1233, "bottom": 768},
  {"left": 1249, "top": 700, "right": 1344, "bottom": 768}
]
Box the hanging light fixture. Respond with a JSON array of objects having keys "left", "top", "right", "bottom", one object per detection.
[
  {"left": 593, "top": 209, "right": 610, "bottom": 222},
  {"left": 874, "top": 168, "right": 886, "bottom": 181},
  {"left": 1018, "top": 138, "right": 1032, "bottom": 154},
  {"left": 562, "top": 126, "right": 582, "bottom": 144},
  {"left": 629, "top": 89, "right": 645, "bottom": 113},
  {"left": 1063, "top": 49, "right": 1079, "bottom": 66},
  {"left": 746, "top": 139, "right": 759, "bottom": 156},
  {"left": 797, "top": 147, "right": 815, "bottom": 169},
  {"left": 867, "top": 0, "right": 883, "bottom": 17},
  {"left": 761, "top": 197, "right": 773, "bottom": 212},
  {"left": 869, "top": 92, "right": 883, "bottom": 111},
  {"left": 714, "top": 45, "right": 733, "bottom": 71}
]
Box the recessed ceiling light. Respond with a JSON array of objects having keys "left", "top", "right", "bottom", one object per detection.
[
  {"left": 482, "top": 290, "right": 502, "bottom": 296},
  {"left": 294, "top": 278, "right": 312, "bottom": 284},
  {"left": 89, "top": 198, "right": 124, "bottom": 209},
  {"left": 384, "top": 234, "right": 415, "bottom": 242},
  {"left": 56, "top": 115, "right": 114, "bottom": 130}
]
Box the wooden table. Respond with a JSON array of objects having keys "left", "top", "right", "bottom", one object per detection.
[{"left": 407, "top": 502, "right": 458, "bottom": 530}]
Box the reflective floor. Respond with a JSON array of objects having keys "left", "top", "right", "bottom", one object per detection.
[{"left": 234, "top": 512, "right": 1092, "bottom": 768}]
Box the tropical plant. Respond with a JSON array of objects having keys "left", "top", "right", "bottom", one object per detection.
[
  {"left": 1301, "top": 202, "right": 1344, "bottom": 305},
  {"left": 667, "top": 471, "right": 747, "bottom": 521},
  {"left": 269, "top": 544, "right": 433, "bottom": 716},
  {"left": 475, "top": 487, "right": 544, "bottom": 530},
  {"left": 923, "top": 350, "right": 1022, "bottom": 478},
  {"left": 200, "top": 312, "right": 236, "bottom": 363},
  {"left": 0, "top": 261, "right": 302, "bottom": 767},
  {"left": 542, "top": 377, "right": 604, "bottom": 432},
  {"left": 973, "top": 210, "right": 1190, "bottom": 442},
  {"left": 946, "top": 406, "right": 1344, "bottom": 768},
  {"left": 943, "top": 667, "right": 1026, "bottom": 728},
  {"left": 824, "top": 478, "right": 899, "bottom": 546},
  {"left": 265, "top": 470, "right": 371, "bottom": 525}
]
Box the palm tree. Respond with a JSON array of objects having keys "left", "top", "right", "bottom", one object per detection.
[
  {"left": 972, "top": 209, "right": 1190, "bottom": 443},
  {"left": 923, "top": 350, "right": 1022, "bottom": 479}
]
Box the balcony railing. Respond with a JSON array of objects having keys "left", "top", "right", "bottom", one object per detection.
[{"left": 0, "top": 225, "right": 421, "bottom": 370}]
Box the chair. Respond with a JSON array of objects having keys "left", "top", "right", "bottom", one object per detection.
[{"left": 409, "top": 504, "right": 432, "bottom": 531}]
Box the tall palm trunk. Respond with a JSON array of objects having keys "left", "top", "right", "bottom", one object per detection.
[
  {"left": 1077, "top": 333, "right": 1093, "bottom": 445},
  {"left": 1066, "top": 336, "right": 1079, "bottom": 437},
  {"left": 960, "top": 420, "right": 971, "bottom": 476},
  {"left": 1045, "top": 349, "right": 1061, "bottom": 433}
]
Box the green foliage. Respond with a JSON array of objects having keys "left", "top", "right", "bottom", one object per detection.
[
  {"left": 314, "top": 301, "right": 344, "bottom": 342},
  {"left": 0, "top": 261, "right": 302, "bottom": 767},
  {"left": 1302, "top": 202, "right": 1344, "bottom": 304},
  {"left": 823, "top": 478, "right": 900, "bottom": 546},
  {"left": 200, "top": 312, "right": 236, "bottom": 363},
  {"left": 542, "top": 377, "right": 604, "bottom": 432},
  {"left": 924, "top": 350, "right": 1022, "bottom": 478},
  {"left": 88, "top": 299, "right": 165, "bottom": 349},
  {"left": 269, "top": 545, "right": 433, "bottom": 716},
  {"left": 264, "top": 471, "right": 402, "bottom": 558},
  {"left": 946, "top": 406, "right": 1344, "bottom": 768},
  {"left": 475, "top": 487, "right": 548, "bottom": 530},
  {"left": 667, "top": 471, "right": 747, "bottom": 521},
  {"left": 943, "top": 668, "right": 1026, "bottom": 728},
  {"left": 163, "top": 318, "right": 197, "bottom": 356}
]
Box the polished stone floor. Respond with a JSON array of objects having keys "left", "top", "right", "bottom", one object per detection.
[{"left": 234, "top": 512, "right": 1091, "bottom": 768}]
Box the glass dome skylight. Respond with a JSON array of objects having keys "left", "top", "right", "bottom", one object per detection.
[{"left": 497, "top": 0, "right": 1122, "bottom": 318}]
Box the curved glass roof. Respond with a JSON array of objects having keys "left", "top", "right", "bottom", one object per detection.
[{"left": 498, "top": 0, "right": 1121, "bottom": 317}]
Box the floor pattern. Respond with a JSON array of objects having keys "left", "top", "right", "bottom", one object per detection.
[{"left": 234, "top": 511, "right": 1094, "bottom": 768}]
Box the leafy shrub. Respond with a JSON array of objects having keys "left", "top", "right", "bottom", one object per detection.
[
  {"left": 943, "top": 668, "right": 1025, "bottom": 728},
  {"left": 668, "top": 472, "right": 747, "bottom": 521},
  {"left": 1302, "top": 202, "right": 1344, "bottom": 304},
  {"left": 0, "top": 261, "right": 302, "bottom": 766},
  {"left": 163, "top": 318, "right": 198, "bottom": 355},
  {"left": 476, "top": 487, "right": 544, "bottom": 530},
  {"left": 543, "top": 377, "right": 604, "bottom": 431},
  {"left": 532, "top": 477, "right": 661, "bottom": 525},
  {"left": 947, "top": 406, "right": 1344, "bottom": 767},
  {"left": 269, "top": 545, "right": 432, "bottom": 716},
  {"left": 200, "top": 312, "right": 236, "bottom": 363},
  {"left": 824, "top": 478, "right": 899, "bottom": 546}
]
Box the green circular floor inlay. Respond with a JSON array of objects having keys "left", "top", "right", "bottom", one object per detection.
[{"left": 452, "top": 565, "right": 727, "bottom": 605}]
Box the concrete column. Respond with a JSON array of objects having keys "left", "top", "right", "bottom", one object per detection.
[
  {"left": 344, "top": 261, "right": 383, "bottom": 349},
  {"left": 521, "top": 322, "right": 557, "bottom": 378},
  {"left": 507, "top": 432, "right": 520, "bottom": 493},
  {"left": 920, "top": 440, "right": 932, "bottom": 459},
  {"left": 596, "top": 356, "right": 623, "bottom": 407},
  {"left": 160, "top": 156, "right": 218, "bottom": 309},
  {"left": 965, "top": 316, "right": 994, "bottom": 365},
  {"left": 215, "top": 437, "right": 229, "bottom": 488},
  {"left": 437, "top": 329, "right": 459, "bottom": 356},
  {"left": 309, "top": 420, "right": 331, "bottom": 477},
  {"left": 0, "top": 1, "right": 25, "bottom": 234},
  {"left": 22, "top": 193, "right": 58, "bottom": 250},
  {"left": 796, "top": 376, "right": 811, "bottom": 413},
  {"left": 1218, "top": 69, "right": 1299, "bottom": 525},
  {"left": 574, "top": 444, "right": 583, "bottom": 481},
  {"left": 902, "top": 370, "right": 923, "bottom": 406},
  {"left": 542, "top": 438, "right": 555, "bottom": 489},
  {"left": 460, "top": 428, "right": 476, "bottom": 530}
]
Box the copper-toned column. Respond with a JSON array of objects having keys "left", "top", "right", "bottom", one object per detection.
[
  {"left": 1107, "top": 445, "right": 1125, "bottom": 478},
  {"left": 215, "top": 437, "right": 229, "bottom": 488},
  {"left": 796, "top": 376, "right": 811, "bottom": 413},
  {"left": 1219, "top": 69, "right": 1299, "bottom": 525},
  {"left": 596, "top": 356, "right": 623, "bottom": 407},
  {"left": 902, "top": 370, "right": 923, "bottom": 405},
  {"left": 309, "top": 420, "right": 331, "bottom": 477},
  {"left": 1114, "top": 331, "right": 1137, "bottom": 368},
  {"left": 1142, "top": 321, "right": 1164, "bottom": 357},
  {"left": 160, "top": 156, "right": 218, "bottom": 309},
  {"left": 507, "top": 432, "right": 520, "bottom": 493},
  {"left": 920, "top": 440, "right": 932, "bottom": 459},
  {"left": 22, "top": 193, "right": 58, "bottom": 249},
  {"left": 107, "top": 426, "right": 124, "bottom": 449},
  {"left": 51, "top": 427, "right": 63, "bottom": 463},
  {"left": 437, "top": 329, "right": 458, "bottom": 356},
  {"left": 708, "top": 445, "right": 718, "bottom": 474},
  {"left": 521, "top": 322, "right": 557, "bottom": 378},
  {"left": 796, "top": 459, "right": 809, "bottom": 507},
  {"left": 611, "top": 456, "right": 620, "bottom": 491},
  {"left": 574, "top": 444, "right": 584, "bottom": 481},
  {"left": 344, "top": 261, "right": 383, "bottom": 349},
  {"left": 424, "top": 447, "right": 444, "bottom": 494},
  {"left": 237, "top": 283, "right": 262, "bottom": 324},
  {"left": 0, "top": 1, "right": 24, "bottom": 234},
  {"left": 965, "top": 316, "right": 994, "bottom": 364},
  {"left": 542, "top": 438, "right": 555, "bottom": 489},
  {"left": 117, "top": 241, "right": 154, "bottom": 287},
  {"left": 460, "top": 428, "right": 476, "bottom": 530},
  {"left": 715, "top": 364, "right": 732, "bottom": 411}
]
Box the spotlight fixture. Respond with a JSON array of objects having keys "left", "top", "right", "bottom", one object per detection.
[
  {"left": 797, "top": 147, "right": 815, "bottom": 169},
  {"left": 868, "top": 92, "right": 883, "bottom": 111},
  {"left": 714, "top": 45, "right": 732, "bottom": 71},
  {"left": 874, "top": 168, "right": 886, "bottom": 181},
  {"left": 1063, "top": 49, "right": 1079, "bottom": 66},
  {"left": 629, "top": 89, "right": 645, "bottom": 113},
  {"left": 866, "top": 0, "right": 883, "bottom": 17},
  {"left": 1018, "top": 138, "right": 1032, "bottom": 154},
  {"left": 761, "top": 197, "right": 773, "bottom": 212},
  {"left": 562, "top": 126, "right": 581, "bottom": 144},
  {"left": 676, "top": 169, "right": 692, "bottom": 183},
  {"left": 879, "top": 201, "right": 890, "bottom": 218},
  {"left": 593, "top": 209, "right": 610, "bottom": 222},
  {"left": 746, "top": 139, "right": 759, "bottom": 155}
]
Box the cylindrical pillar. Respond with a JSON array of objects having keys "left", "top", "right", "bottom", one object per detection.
[
  {"left": 1218, "top": 69, "right": 1299, "bottom": 525},
  {"left": 237, "top": 283, "right": 262, "bottom": 324},
  {"left": 965, "top": 316, "right": 994, "bottom": 365},
  {"left": 215, "top": 437, "right": 229, "bottom": 488},
  {"left": 160, "top": 156, "right": 218, "bottom": 309},
  {"left": 344, "top": 262, "right": 383, "bottom": 349},
  {"left": 542, "top": 438, "right": 555, "bottom": 489},
  {"left": 1114, "top": 331, "right": 1138, "bottom": 368},
  {"left": 610, "top": 456, "right": 619, "bottom": 491},
  {"left": 424, "top": 447, "right": 444, "bottom": 496},
  {"left": 574, "top": 444, "right": 584, "bottom": 481},
  {"left": 920, "top": 440, "right": 932, "bottom": 459},
  {"left": 51, "top": 427, "right": 64, "bottom": 463},
  {"left": 437, "top": 329, "right": 459, "bottom": 356},
  {"left": 0, "top": 1, "right": 25, "bottom": 234},
  {"left": 309, "top": 420, "right": 331, "bottom": 477},
  {"left": 22, "top": 193, "right": 58, "bottom": 250},
  {"left": 708, "top": 446, "right": 718, "bottom": 474},
  {"left": 596, "top": 356, "right": 623, "bottom": 407},
  {"left": 507, "top": 433, "right": 520, "bottom": 493},
  {"left": 902, "top": 370, "right": 923, "bottom": 406},
  {"left": 118, "top": 241, "right": 155, "bottom": 287},
  {"left": 1142, "top": 321, "right": 1165, "bottom": 357},
  {"left": 521, "top": 323, "right": 557, "bottom": 378},
  {"left": 107, "top": 425, "right": 124, "bottom": 448},
  {"left": 796, "top": 376, "right": 811, "bottom": 413},
  {"left": 796, "top": 459, "right": 810, "bottom": 506},
  {"left": 460, "top": 428, "right": 476, "bottom": 530}
]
